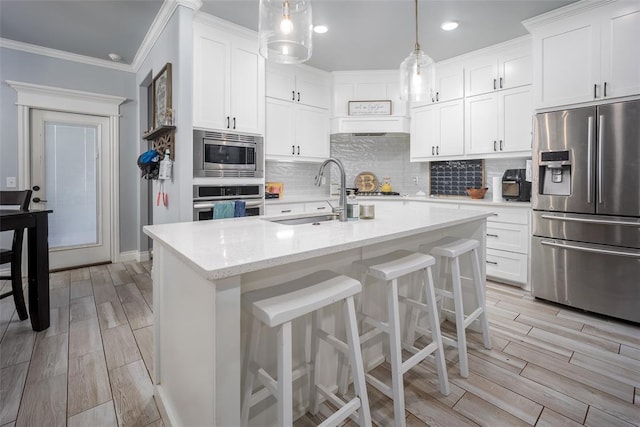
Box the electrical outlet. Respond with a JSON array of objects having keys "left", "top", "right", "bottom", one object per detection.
[{"left": 6, "top": 177, "right": 17, "bottom": 188}]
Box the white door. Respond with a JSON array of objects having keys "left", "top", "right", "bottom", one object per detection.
[{"left": 30, "top": 109, "right": 111, "bottom": 270}]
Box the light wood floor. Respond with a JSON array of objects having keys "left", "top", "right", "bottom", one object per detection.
[{"left": 1, "top": 263, "right": 639, "bottom": 426}]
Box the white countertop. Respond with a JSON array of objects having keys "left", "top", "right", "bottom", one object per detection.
[
  {"left": 267, "top": 194, "right": 531, "bottom": 208},
  {"left": 144, "top": 203, "right": 492, "bottom": 280}
]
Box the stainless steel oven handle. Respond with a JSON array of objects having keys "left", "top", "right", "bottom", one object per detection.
[
  {"left": 194, "top": 200, "right": 264, "bottom": 209},
  {"left": 541, "top": 240, "right": 640, "bottom": 258},
  {"left": 597, "top": 114, "right": 604, "bottom": 205},
  {"left": 244, "top": 200, "right": 263, "bottom": 208},
  {"left": 540, "top": 214, "right": 640, "bottom": 227},
  {"left": 587, "top": 115, "right": 593, "bottom": 204}
]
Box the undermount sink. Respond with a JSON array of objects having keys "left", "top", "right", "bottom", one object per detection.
[{"left": 265, "top": 214, "right": 339, "bottom": 225}]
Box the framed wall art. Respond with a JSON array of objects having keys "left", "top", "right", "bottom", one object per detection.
[
  {"left": 153, "top": 63, "right": 172, "bottom": 129},
  {"left": 348, "top": 100, "right": 392, "bottom": 116}
]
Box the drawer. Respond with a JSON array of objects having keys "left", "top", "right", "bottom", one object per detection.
[
  {"left": 265, "top": 203, "right": 304, "bottom": 216},
  {"left": 486, "top": 223, "right": 530, "bottom": 254},
  {"left": 459, "top": 204, "right": 530, "bottom": 225},
  {"left": 304, "top": 201, "right": 331, "bottom": 213},
  {"left": 486, "top": 248, "right": 528, "bottom": 285}
]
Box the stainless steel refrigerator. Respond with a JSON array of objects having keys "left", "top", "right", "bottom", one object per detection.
[{"left": 531, "top": 100, "right": 640, "bottom": 323}]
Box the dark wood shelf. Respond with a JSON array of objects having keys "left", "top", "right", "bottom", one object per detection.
[
  {"left": 143, "top": 125, "right": 176, "bottom": 141},
  {"left": 142, "top": 125, "right": 176, "bottom": 161}
]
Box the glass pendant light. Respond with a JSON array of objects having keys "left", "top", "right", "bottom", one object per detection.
[
  {"left": 259, "top": 0, "right": 313, "bottom": 64},
  {"left": 399, "top": 0, "right": 435, "bottom": 102}
]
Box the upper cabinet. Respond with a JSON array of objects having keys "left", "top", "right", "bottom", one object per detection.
[
  {"left": 332, "top": 71, "right": 406, "bottom": 117},
  {"left": 266, "top": 62, "right": 330, "bottom": 109},
  {"left": 524, "top": 1, "right": 640, "bottom": 109},
  {"left": 464, "top": 38, "right": 532, "bottom": 97},
  {"left": 265, "top": 63, "right": 331, "bottom": 161},
  {"left": 411, "top": 99, "right": 464, "bottom": 161},
  {"left": 429, "top": 61, "right": 465, "bottom": 103},
  {"left": 193, "top": 18, "right": 265, "bottom": 134}
]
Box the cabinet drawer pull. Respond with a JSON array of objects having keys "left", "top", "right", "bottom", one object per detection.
[
  {"left": 432, "top": 146, "right": 435, "bottom": 156},
  {"left": 436, "top": 146, "right": 439, "bottom": 155},
  {"left": 292, "top": 90, "right": 295, "bottom": 101},
  {"left": 291, "top": 145, "right": 295, "bottom": 155},
  {"left": 486, "top": 233, "right": 499, "bottom": 237},
  {"left": 499, "top": 77, "right": 503, "bottom": 89},
  {"left": 594, "top": 83, "right": 597, "bottom": 98},
  {"left": 281, "top": 209, "right": 292, "bottom": 213},
  {"left": 499, "top": 140, "right": 503, "bottom": 151},
  {"left": 486, "top": 260, "right": 498, "bottom": 265},
  {"left": 233, "top": 117, "right": 236, "bottom": 130},
  {"left": 604, "top": 82, "right": 608, "bottom": 97},
  {"left": 297, "top": 145, "right": 300, "bottom": 155},
  {"left": 436, "top": 92, "right": 439, "bottom": 102},
  {"left": 493, "top": 78, "right": 497, "bottom": 90},
  {"left": 297, "top": 92, "right": 300, "bottom": 102},
  {"left": 316, "top": 206, "right": 326, "bottom": 210},
  {"left": 226, "top": 116, "right": 230, "bottom": 128},
  {"left": 493, "top": 140, "right": 497, "bottom": 151}
]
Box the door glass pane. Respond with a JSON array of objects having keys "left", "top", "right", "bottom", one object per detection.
[{"left": 45, "top": 122, "right": 98, "bottom": 248}]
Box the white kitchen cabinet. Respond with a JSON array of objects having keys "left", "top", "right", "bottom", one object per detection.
[
  {"left": 193, "top": 19, "right": 264, "bottom": 134},
  {"left": 304, "top": 201, "right": 331, "bottom": 213},
  {"left": 265, "top": 203, "right": 304, "bottom": 216},
  {"left": 332, "top": 70, "right": 407, "bottom": 117},
  {"left": 266, "top": 62, "right": 330, "bottom": 109},
  {"left": 429, "top": 61, "right": 465, "bottom": 103},
  {"left": 525, "top": 1, "right": 640, "bottom": 108},
  {"left": 465, "top": 39, "right": 531, "bottom": 97},
  {"left": 459, "top": 204, "right": 530, "bottom": 286},
  {"left": 465, "top": 85, "right": 532, "bottom": 155},
  {"left": 410, "top": 99, "right": 464, "bottom": 161},
  {"left": 265, "top": 98, "right": 329, "bottom": 161}
]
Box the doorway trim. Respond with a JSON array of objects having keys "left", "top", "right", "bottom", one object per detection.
[{"left": 7, "top": 80, "right": 126, "bottom": 264}]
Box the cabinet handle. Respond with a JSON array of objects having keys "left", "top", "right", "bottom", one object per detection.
[
  {"left": 292, "top": 145, "right": 295, "bottom": 155},
  {"left": 432, "top": 146, "right": 435, "bottom": 155},
  {"left": 499, "top": 77, "right": 503, "bottom": 89},
  {"left": 233, "top": 117, "right": 236, "bottom": 129},
  {"left": 436, "top": 146, "right": 439, "bottom": 155},
  {"left": 493, "top": 79, "right": 497, "bottom": 90},
  {"left": 292, "top": 90, "right": 295, "bottom": 101},
  {"left": 493, "top": 140, "right": 497, "bottom": 151},
  {"left": 486, "top": 260, "right": 498, "bottom": 265},
  {"left": 282, "top": 209, "right": 292, "bottom": 213},
  {"left": 297, "top": 145, "right": 300, "bottom": 155},
  {"left": 594, "top": 83, "right": 597, "bottom": 98},
  {"left": 297, "top": 92, "right": 300, "bottom": 102},
  {"left": 499, "top": 140, "right": 503, "bottom": 151},
  {"left": 226, "top": 116, "right": 230, "bottom": 128},
  {"left": 604, "top": 82, "right": 607, "bottom": 97},
  {"left": 436, "top": 92, "right": 439, "bottom": 102},
  {"left": 316, "top": 206, "right": 326, "bottom": 210},
  {"left": 487, "top": 233, "right": 499, "bottom": 237}
]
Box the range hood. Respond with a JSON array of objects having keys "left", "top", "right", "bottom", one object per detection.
[{"left": 330, "top": 116, "right": 410, "bottom": 136}]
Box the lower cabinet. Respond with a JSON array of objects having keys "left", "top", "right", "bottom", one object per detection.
[
  {"left": 459, "top": 204, "right": 530, "bottom": 287},
  {"left": 265, "top": 201, "right": 331, "bottom": 216}
]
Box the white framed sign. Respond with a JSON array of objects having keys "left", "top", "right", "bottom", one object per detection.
[{"left": 348, "top": 100, "right": 392, "bottom": 116}]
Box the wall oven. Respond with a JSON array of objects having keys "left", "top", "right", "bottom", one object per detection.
[
  {"left": 193, "top": 184, "right": 264, "bottom": 221},
  {"left": 193, "top": 129, "right": 264, "bottom": 178}
]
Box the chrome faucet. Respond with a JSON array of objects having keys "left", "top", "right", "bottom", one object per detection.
[{"left": 315, "top": 158, "right": 347, "bottom": 222}]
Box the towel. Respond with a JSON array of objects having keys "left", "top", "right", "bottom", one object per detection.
[
  {"left": 234, "top": 200, "right": 246, "bottom": 217},
  {"left": 213, "top": 201, "right": 235, "bottom": 219}
]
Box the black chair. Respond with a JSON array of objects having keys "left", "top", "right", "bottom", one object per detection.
[{"left": 0, "top": 190, "right": 32, "bottom": 320}]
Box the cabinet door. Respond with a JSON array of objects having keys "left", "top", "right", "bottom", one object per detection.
[
  {"left": 296, "top": 74, "right": 330, "bottom": 109},
  {"left": 499, "top": 86, "right": 533, "bottom": 153},
  {"left": 266, "top": 63, "right": 297, "bottom": 102},
  {"left": 534, "top": 17, "right": 600, "bottom": 108},
  {"left": 438, "top": 99, "right": 464, "bottom": 156},
  {"left": 304, "top": 201, "right": 331, "bottom": 213},
  {"left": 465, "top": 56, "right": 498, "bottom": 97},
  {"left": 486, "top": 248, "right": 528, "bottom": 285},
  {"left": 465, "top": 93, "right": 498, "bottom": 154},
  {"left": 230, "top": 37, "right": 264, "bottom": 134},
  {"left": 410, "top": 104, "right": 437, "bottom": 159},
  {"left": 295, "top": 105, "right": 329, "bottom": 160},
  {"left": 499, "top": 48, "right": 532, "bottom": 90},
  {"left": 265, "top": 98, "right": 295, "bottom": 157},
  {"left": 266, "top": 203, "right": 304, "bottom": 216},
  {"left": 193, "top": 26, "right": 230, "bottom": 131},
  {"left": 600, "top": 6, "right": 640, "bottom": 99},
  {"left": 435, "top": 63, "right": 464, "bottom": 102}
]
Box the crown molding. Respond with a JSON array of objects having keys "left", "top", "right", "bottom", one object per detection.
[
  {"left": 0, "top": 38, "right": 134, "bottom": 73},
  {"left": 131, "top": 0, "right": 203, "bottom": 72},
  {"left": 522, "top": 0, "right": 616, "bottom": 30}
]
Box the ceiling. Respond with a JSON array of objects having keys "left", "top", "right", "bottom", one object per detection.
[{"left": 0, "top": 0, "right": 577, "bottom": 71}]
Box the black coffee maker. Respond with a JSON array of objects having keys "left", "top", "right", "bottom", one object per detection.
[{"left": 502, "top": 169, "right": 531, "bottom": 202}]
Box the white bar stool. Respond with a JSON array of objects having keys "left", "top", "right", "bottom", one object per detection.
[
  {"left": 350, "top": 250, "right": 450, "bottom": 427},
  {"left": 420, "top": 237, "right": 492, "bottom": 378},
  {"left": 241, "top": 270, "right": 372, "bottom": 427}
]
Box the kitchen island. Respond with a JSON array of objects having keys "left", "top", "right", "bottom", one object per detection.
[{"left": 143, "top": 201, "right": 491, "bottom": 426}]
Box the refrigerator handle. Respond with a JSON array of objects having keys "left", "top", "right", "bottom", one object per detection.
[
  {"left": 587, "top": 116, "right": 593, "bottom": 204},
  {"left": 597, "top": 114, "right": 604, "bottom": 205},
  {"left": 541, "top": 240, "right": 640, "bottom": 259}
]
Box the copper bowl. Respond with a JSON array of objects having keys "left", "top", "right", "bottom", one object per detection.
[{"left": 466, "top": 187, "right": 488, "bottom": 199}]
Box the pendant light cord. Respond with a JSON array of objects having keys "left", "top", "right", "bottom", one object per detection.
[{"left": 414, "top": 0, "right": 421, "bottom": 52}]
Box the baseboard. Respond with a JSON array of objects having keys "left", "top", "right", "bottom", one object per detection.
[{"left": 118, "top": 250, "right": 150, "bottom": 263}]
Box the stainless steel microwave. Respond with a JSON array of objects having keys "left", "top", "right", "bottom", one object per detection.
[{"left": 193, "top": 129, "right": 264, "bottom": 178}]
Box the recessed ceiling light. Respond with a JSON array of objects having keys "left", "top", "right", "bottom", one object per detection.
[
  {"left": 108, "top": 53, "right": 122, "bottom": 62},
  {"left": 441, "top": 21, "right": 459, "bottom": 31},
  {"left": 313, "top": 25, "right": 328, "bottom": 34}
]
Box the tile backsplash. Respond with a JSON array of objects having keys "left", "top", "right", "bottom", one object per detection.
[{"left": 266, "top": 133, "right": 529, "bottom": 200}]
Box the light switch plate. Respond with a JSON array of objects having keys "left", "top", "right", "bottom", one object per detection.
[{"left": 6, "top": 177, "right": 17, "bottom": 188}]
